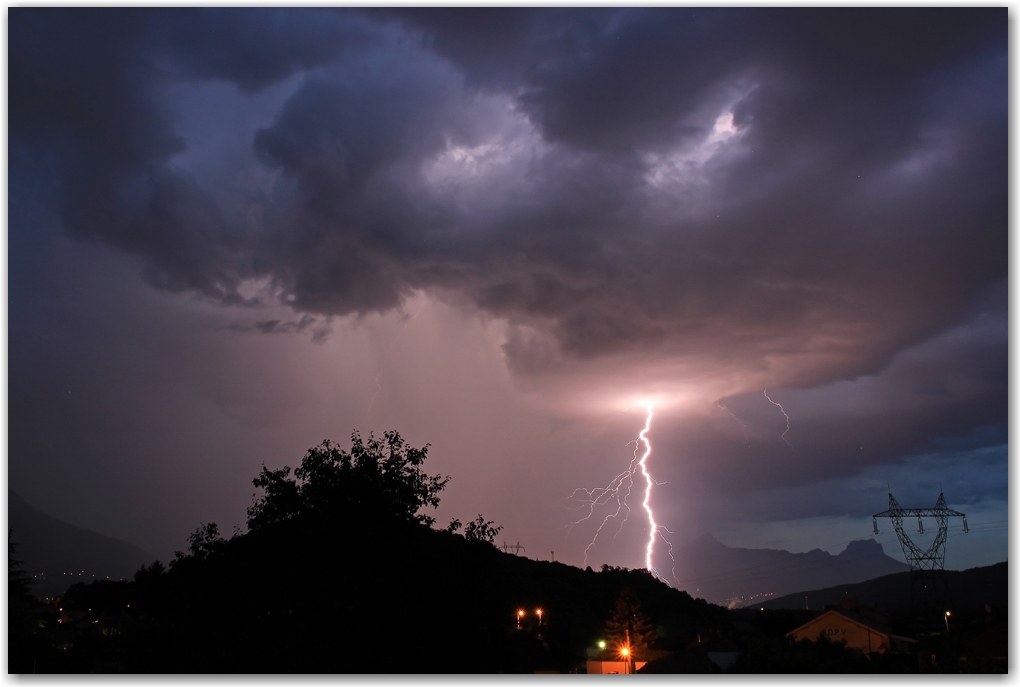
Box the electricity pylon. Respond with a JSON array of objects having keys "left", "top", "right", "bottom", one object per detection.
[{"left": 873, "top": 491, "right": 967, "bottom": 613}]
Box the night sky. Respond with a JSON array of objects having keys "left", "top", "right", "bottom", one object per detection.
[{"left": 9, "top": 8, "right": 1007, "bottom": 575}]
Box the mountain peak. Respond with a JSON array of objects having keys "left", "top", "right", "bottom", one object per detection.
[
  {"left": 688, "top": 532, "right": 725, "bottom": 548},
  {"left": 838, "top": 538, "right": 887, "bottom": 557}
]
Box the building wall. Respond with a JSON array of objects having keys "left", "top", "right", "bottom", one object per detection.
[
  {"left": 586, "top": 660, "right": 648, "bottom": 674},
  {"left": 788, "top": 612, "right": 890, "bottom": 654}
]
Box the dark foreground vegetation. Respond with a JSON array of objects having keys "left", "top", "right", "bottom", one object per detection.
[{"left": 8, "top": 431, "right": 1007, "bottom": 673}]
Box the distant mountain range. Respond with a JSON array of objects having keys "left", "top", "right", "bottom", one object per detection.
[
  {"left": 672, "top": 534, "right": 909, "bottom": 607},
  {"left": 9, "top": 491, "right": 154, "bottom": 598},
  {"left": 760, "top": 561, "right": 1007, "bottom": 612}
]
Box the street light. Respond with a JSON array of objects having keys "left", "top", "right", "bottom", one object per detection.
[
  {"left": 620, "top": 647, "right": 631, "bottom": 675},
  {"left": 536, "top": 608, "right": 543, "bottom": 625},
  {"left": 944, "top": 611, "right": 951, "bottom": 632},
  {"left": 598, "top": 640, "right": 606, "bottom": 650},
  {"left": 517, "top": 609, "right": 525, "bottom": 630}
]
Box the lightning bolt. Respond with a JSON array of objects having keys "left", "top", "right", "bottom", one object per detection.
[
  {"left": 565, "top": 406, "right": 677, "bottom": 585},
  {"left": 763, "top": 388, "right": 794, "bottom": 449}
]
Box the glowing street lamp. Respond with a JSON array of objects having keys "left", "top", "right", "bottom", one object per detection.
[
  {"left": 944, "top": 611, "right": 951, "bottom": 632},
  {"left": 598, "top": 640, "right": 606, "bottom": 650},
  {"left": 536, "top": 608, "right": 543, "bottom": 625},
  {"left": 620, "top": 646, "right": 631, "bottom": 674},
  {"left": 517, "top": 609, "right": 525, "bottom": 630}
]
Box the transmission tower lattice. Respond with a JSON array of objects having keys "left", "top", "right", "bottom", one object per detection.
[
  {"left": 872, "top": 491, "right": 967, "bottom": 613},
  {"left": 500, "top": 541, "right": 526, "bottom": 556}
]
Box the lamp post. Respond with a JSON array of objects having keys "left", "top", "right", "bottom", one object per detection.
[
  {"left": 536, "top": 608, "right": 543, "bottom": 626},
  {"left": 517, "top": 609, "right": 525, "bottom": 630},
  {"left": 620, "top": 647, "right": 631, "bottom": 674},
  {"left": 944, "top": 611, "right": 951, "bottom": 632},
  {"left": 620, "top": 627, "right": 628, "bottom": 672}
]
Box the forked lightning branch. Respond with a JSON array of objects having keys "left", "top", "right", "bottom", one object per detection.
[{"left": 566, "top": 406, "right": 677, "bottom": 586}]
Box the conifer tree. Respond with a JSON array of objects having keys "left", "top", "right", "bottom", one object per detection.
[{"left": 603, "top": 587, "right": 656, "bottom": 660}]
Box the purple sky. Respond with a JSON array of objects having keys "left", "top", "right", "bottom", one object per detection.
[{"left": 9, "top": 8, "right": 1007, "bottom": 575}]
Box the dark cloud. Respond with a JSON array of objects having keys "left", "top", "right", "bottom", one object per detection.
[
  {"left": 9, "top": 8, "right": 373, "bottom": 303},
  {"left": 154, "top": 9, "right": 367, "bottom": 92},
  {"left": 230, "top": 314, "right": 332, "bottom": 343},
  {"left": 11, "top": 9, "right": 1004, "bottom": 379},
  {"left": 11, "top": 6, "right": 1006, "bottom": 385}
]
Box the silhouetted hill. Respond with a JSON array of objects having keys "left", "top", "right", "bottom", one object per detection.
[
  {"left": 36, "top": 512, "right": 729, "bottom": 673},
  {"left": 673, "top": 534, "right": 908, "bottom": 607},
  {"left": 760, "top": 561, "right": 1007, "bottom": 612},
  {"left": 9, "top": 491, "right": 154, "bottom": 597}
]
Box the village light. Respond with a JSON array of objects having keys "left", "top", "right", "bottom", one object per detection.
[
  {"left": 536, "top": 608, "right": 543, "bottom": 625},
  {"left": 598, "top": 640, "right": 606, "bottom": 649},
  {"left": 620, "top": 646, "right": 632, "bottom": 673},
  {"left": 517, "top": 609, "right": 524, "bottom": 630}
]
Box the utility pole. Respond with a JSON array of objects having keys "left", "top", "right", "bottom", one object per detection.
[{"left": 625, "top": 629, "right": 634, "bottom": 674}]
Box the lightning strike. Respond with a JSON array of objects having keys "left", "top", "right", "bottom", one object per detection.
[
  {"left": 763, "top": 388, "right": 794, "bottom": 449},
  {"left": 565, "top": 406, "right": 676, "bottom": 585}
]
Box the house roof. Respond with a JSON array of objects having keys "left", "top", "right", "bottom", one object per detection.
[{"left": 786, "top": 609, "right": 893, "bottom": 639}]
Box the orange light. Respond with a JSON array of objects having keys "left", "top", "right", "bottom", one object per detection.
[
  {"left": 518, "top": 610, "right": 525, "bottom": 617},
  {"left": 621, "top": 647, "right": 630, "bottom": 657},
  {"left": 536, "top": 608, "right": 542, "bottom": 615}
]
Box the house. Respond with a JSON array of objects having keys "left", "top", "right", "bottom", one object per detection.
[{"left": 786, "top": 600, "right": 916, "bottom": 654}]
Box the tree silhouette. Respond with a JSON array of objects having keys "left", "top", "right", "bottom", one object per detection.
[
  {"left": 9, "top": 531, "right": 33, "bottom": 602},
  {"left": 9, "top": 532, "right": 42, "bottom": 673},
  {"left": 604, "top": 587, "right": 657, "bottom": 661},
  {"left": 170, "top": 522, "right": 227, "bottom": 565},
  {"left": 247, "top": 430, "right": 449, "bottom": 530},
  {"left": 462, "top": 514, "right": 503, "bottom": 543}
]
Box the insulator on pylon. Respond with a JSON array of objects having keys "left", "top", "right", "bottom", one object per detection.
[
  {"left": 962, "top": 516, "right": 969, "bottom": 534},
  {"left": 917, "top": 517, "right": 924, "bottom": 534},
  {"left": 872, "top": 517, "right": 879, "bottom": 535}
]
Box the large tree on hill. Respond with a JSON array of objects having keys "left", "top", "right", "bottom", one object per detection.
[
  {"left": 604, "top": 587, "right": 657, "bottom": 661},
  {"left": 246, "top": 430, "right": 449, "bottom": 530}
]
